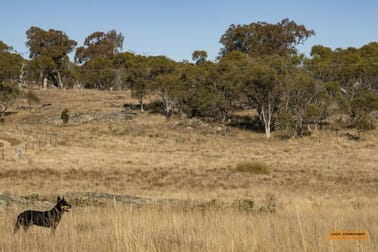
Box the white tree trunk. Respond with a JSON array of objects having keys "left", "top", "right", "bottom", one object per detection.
[
  {"left": 56, "top": 70, "right": 63, "bottom": 89},
  {"left": 18, "top": 62, "right": 26, "bottom": 88},
  {"left": 261, "top": 103, "right": 272, "bottom": 138},
  {"left": 43, "top": 77, "right": 48, "bottom": 89}
]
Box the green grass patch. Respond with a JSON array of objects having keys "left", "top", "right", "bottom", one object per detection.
[{"left": 235, "top": 161, "right": 271, "bottom": 175}]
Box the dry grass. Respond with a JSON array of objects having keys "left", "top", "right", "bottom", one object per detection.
[
  {"left": 0, "top": 89, "right": 377, "bottom": 251},
  {"left": 1, "top": 204, "right": 376, "bottom": 251}
]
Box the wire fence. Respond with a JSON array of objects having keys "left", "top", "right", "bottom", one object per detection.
[{"left": 0, "top": 133, "right": 61, "bottom": 161}]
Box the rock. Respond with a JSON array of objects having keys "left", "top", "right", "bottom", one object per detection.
[
  {"left": 0, "top": 193, "right": 53, "bottom": 211},
  {"left": 215, "top": 126, "right": 223, "bottom": 131}
]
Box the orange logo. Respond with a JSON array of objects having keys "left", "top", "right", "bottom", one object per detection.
[{"left": 328, "top": 231, "right": 368, "bottom": 240}]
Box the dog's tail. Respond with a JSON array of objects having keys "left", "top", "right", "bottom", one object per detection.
[{"left": 14, "top": 221, "right": 20, "bottom": 234}]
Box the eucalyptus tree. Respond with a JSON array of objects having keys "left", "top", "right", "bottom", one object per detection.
[
  {"left": 75, "top": 30, "right": 124, "bottom": 64},
  {"left": 219, "top": 18, "right": 314, "bottom": 58},
  {"left": 81, "top": 57, "right": 115, "bottom": 89},
  {"left": 0, "top": 41, "right": 24, "bottom": 84},
  {"left": 192, "top": 50, "right": 208, "bottom": 65},
  {"left": 26, "top": 26, "right": 77, "bottom": 88},
  {"left": 75, "top": 30, "right": 124, "bottom": 90},
  {"left": 305, "top": 43, "right": 378, "bottom": 129}
]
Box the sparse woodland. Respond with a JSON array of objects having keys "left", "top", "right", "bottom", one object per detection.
[{"left": 1, "top": 19, "right": 377, "bottom": 137}]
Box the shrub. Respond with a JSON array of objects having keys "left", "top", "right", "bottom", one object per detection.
[
  {"left": 235, "top": 161, "right": 271, "bottom": 175},
  {"left": 145, "top": 100, "right": 164, "bottom": 114},
  {"left": 0, "top": 82, "right": 21, "bottom": 114},
  {"left": 233, "top": 198, "right": 255, "bottom": 212},
  {"left": 61, "top": 108, "right": 70, "bottom": 124}
]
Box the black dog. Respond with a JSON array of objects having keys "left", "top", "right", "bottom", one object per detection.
[{"left": 14, "top": 196, "right": 72, "bottom": 235}]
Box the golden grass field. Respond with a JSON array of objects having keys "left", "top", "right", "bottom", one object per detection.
[{"left": 0, "top": 89, "right": 377, "bottom": 251}]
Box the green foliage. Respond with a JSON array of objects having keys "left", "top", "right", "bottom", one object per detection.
[
  {"left": 303, "top": 104, "right": 323, "bottom": 123},
  {"left": 219, "top": 18, "right": 314, "bottom": 58},
  {"left": 350, "top": 89, "right": 378, "bottom": 130},
  {"left": 26, "top": 27, "right": 77, "bottom": 59},
  {"left": 235, "top": 161, "right": 271, "bottom": 175},
  {"left": 305, "top": 43, "right": 378, "bottom": 92},
  {"left": 25, "top": 26, "right": 77, "bottom": 88},
  {"left": 1, "top": 20, "right": 374, "bottom": 139},
  {"left": 60, "top": 108, "right": 70, "bottom": 124},
  {"left": 26, "top": 56, "right": 56, "bottom": 84},
  {"left": 243, "top": 56, "right": 291, "bottom": 137},
  {"left": 75, "top": 30, "right": 124, "bottom": 64},
  {"left": 122, "top": 54, "right": 153, "bottom": 110},
  {"left": 0, "top": 41, "right": 12, "bottom": 52},
  {"left": 145, "top": 100, "right": 164, "bottom": 113},
  {"left": 154, "top": 72, "right": 185, "bottom": 117},
  {"left": 179, "top": 63, "right": 229, "bottom": 118},
  {"left": 192, "top": 50, "right": 208, "bottom": 65},
  {"left": 0, "top": 41, "right": 24, "bottom": 84},
  {"left": 81, "top": 57, "right": 115, "bottom": 89},
  {"left": 276, "top": 111, "right": 295, "bottom": 136},
  {"left": 0, "top": 82, "right": 21, "bottom": 113}
]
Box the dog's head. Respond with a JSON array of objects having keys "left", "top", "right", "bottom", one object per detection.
[{"left": 56, "top": 196, "right": 72, "bottom": 212}]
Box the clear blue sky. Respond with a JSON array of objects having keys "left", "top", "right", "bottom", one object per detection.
[{"left": 1, "top": 0, "right": 378, "bottom": 62}]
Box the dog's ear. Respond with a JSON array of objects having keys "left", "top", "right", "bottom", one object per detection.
[{"left": 57, "top": 196, "right": 61, "bottom": 202}]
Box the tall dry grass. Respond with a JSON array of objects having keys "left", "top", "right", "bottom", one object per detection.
[{"left": 1, "top": 203, "right": 376, "bottom": 251}]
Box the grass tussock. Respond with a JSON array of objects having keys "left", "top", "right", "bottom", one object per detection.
[{"left": 235, "top": 161, "right": 271, "bottom": 175}]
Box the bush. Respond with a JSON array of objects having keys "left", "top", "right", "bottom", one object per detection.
[
  {"left": 233, "top": 198, "right": 255, "bottom": 212},
  {"left": 145, "top": 100, "right": 164, "bottom": 114},
  {"left": 235, "top": 161, "right": 271, "bottom": 175},
  {"left": 0, "top": 82, "right": 21, "bottom": 114},
  {"left": 61, "top": 108, "right": 70, "bottom": 124}
]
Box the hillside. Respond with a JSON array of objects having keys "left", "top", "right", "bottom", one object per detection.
[{"left": 0, "top": 89, "right": 377, "bottom": 251}]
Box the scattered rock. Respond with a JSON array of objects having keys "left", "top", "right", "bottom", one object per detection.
[
  {"left": 0, "top": 193, "right": 52, "bottom": 211},
  {"left": 214, "top": 126, "right": 223, "bottom": 132},
  {"left": 0, "top": 192, "right": 277, "bottom": 214},
  {"left": 342, "top": 132, "right": 361, "bottom": 141},
  {"left": 170, "top": 118, "right": 232, "bottom": 135},
  {"left": 41, "top": 111, "right": 137, "bottom": 125}
]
